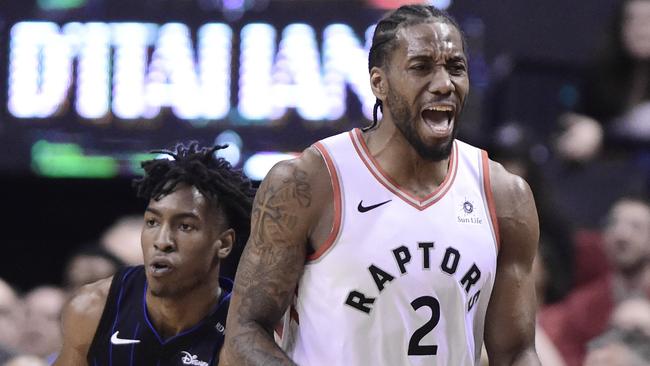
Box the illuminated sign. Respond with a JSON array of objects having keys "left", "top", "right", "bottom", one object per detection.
[{"left": 9, "top": 21, "right": 376, "bottom": 124}]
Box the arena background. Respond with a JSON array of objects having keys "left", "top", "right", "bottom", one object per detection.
[{"left": 0, "top": 0, "right": 623, "bottom": 290}]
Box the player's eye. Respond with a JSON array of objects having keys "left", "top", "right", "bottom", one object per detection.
[
  {"left": 179, "top": 223, "right": 194, "bottom": 232},
  {"left": 447, "top": 62, "right": 466, "bottom": 76},
  {"left": 410, "top": 63, "right": 430, "bottom": 71}
]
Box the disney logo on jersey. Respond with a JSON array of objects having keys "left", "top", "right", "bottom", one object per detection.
[
  {"left": 215, "top": 322, "right": 225, "bottom": 334},
  {"left": 180, "top": 351, "right": 208, "bottom": 366},
  {"left": 457, "top": 198, "right": 482, "bottom": 224}
]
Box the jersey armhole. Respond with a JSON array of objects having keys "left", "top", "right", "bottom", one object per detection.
[
  {"left": 480, "top": 150, "right": 501, "bottom": 252},
  {"left": 307, "top": 142, "right": 343, "bottom": 262}
]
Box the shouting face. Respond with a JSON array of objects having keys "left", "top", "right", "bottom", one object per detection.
[{"left": 379, "top": 20, "right": 469, "bottom": 161}]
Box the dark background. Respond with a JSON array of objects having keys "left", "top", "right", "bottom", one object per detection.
[{"left": 0, "top": 0, "right": 624, "bottom": 290}]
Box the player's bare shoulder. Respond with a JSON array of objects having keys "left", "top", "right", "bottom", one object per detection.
[
  {"left": 54, "top": 276, "right": 112, "bottom": 366},
  {"left": 66, "top": 278, "right": 111, "bottom": 342},
  {"left": 243, "top": 144, "right": 335, "bottom": 265},
  {"left": 487, "top": 159, "right": 537, "bottom": 224},
  {"left": 266, "top": 145, "right": 329, "bottom": 191},
  {"left": 257, "top": 145, "right": 332, "bottom": 230},
  {"left": 69, "top": 277, "right": 111, "bottom": 318},
  {"left": 487, "top": 159, "right": 539, "bottom": 257}
]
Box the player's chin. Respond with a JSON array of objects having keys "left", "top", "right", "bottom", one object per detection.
[
  {"left": 421, "top": 140, "right": 453, "bottom": 160},
  {"left": 148, "top": 283, "right": 175, "bottom": 298},
  {"left": 416, "top": 129, "right": 453, "bottom": 150}
]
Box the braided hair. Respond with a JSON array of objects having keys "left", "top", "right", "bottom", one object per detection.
[
  {"left": 133, "top": 142, "right": 255, "bottom": 249},
  {"left": 365, "top": 4, "right": 467, "bottom": 131}
]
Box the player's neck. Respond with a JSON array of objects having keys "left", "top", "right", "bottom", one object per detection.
[
  {"left": 362, "top": 122, "right": 451, "bottom": 199},
  {"left": 146, "top": 282, "right": 222, "bottom": 339}
]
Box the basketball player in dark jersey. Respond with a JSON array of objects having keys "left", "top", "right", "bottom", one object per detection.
[{"left": 54, "top": 143, "right": 255, "bottom": 366}]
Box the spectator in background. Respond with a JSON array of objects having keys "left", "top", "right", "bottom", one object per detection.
[
  {"left": 559, "top": 0, "right": 650, "bottom": 157},
  {"left": 583, "top": 328, "right": 650, "bottom": 366},
  {"left": 491, "top": 122, "right": 575, "bottom": 303},
  {"left": 602, "top": 197, "right": 650, "bottom": 296},
  {"left": 100, "top": 214, "right": 143, "bottom": 265},
  {"left": 539, "top": 196, "right": 650, "bottom": 366},
  {"left": 63, "top": 244, "right": 124, "bottom": 292},
  {"left": 19, "top": 286, "right": 66, "bottom": 362},
  {"left": 0, "top": 278, "right": 21, "bottom": 363},
  {"left": 610, "top": 296, "right": 650, "bottom": 337},
  {"left": 546, "top": 0, "right": 650, "bottom": 229},
  {"left": 3, "top": 355, "right": 48, "bottom": 366}
]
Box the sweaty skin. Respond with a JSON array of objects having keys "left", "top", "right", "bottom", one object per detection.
[{"left": 221, "top": 19, "right": 540, "bottom": 366}]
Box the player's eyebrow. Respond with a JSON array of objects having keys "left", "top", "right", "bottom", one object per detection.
[
  {"left": 447, "top": 54, "right": 467, "bottom": 63},
  {"left": 145, "top": 207, "right": 200, "bottom": 220}
]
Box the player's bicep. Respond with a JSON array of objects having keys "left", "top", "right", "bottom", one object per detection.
[
  {"left": 54, "top": 332, "right": 90, "bottom": 366},
  {"left": 485, "top": 165, "right": 540, "bottom": 364},
  {"left": 54, "top": 280, "right": 109, "bottom": 366},
  {"left": 230, "top": 160, "right": 311, "bottom": 330}
]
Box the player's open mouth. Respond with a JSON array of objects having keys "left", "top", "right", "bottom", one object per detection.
[
  {"left": 149, "top": 258, "right": 174, "bottom": 276},
  {"left": 421, "top": 105, "right": 454, "bottom": 137}
]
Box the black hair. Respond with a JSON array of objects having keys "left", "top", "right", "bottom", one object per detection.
[
  {"left": 69, "top": 244, "right": 125, "bottom": 268},
  {"left": 365, "top": 4, "right": 467, "bottom": 131},
  {"left": 63, "top": 243, "right": 125, "bottom": 288},
  {"left": 133, "top": 142, "right": 255, "bottom": 251}
]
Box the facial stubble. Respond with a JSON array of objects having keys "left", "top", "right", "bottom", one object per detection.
[{"left": 385, "top": 88, "right": 457, "bottom": 162}]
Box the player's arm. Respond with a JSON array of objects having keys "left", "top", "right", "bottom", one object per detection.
[
  {"left": 220, "top": 148, "right": 326, "bottom": 366},
  {"left": 53, "top": 277, "right": 111, "bottom": 366},
  {"left": 484, "top": 161, "right": 541, "bottom": 366}
]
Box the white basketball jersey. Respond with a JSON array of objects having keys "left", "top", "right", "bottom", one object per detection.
[{"left": 278, "top": 129, "right": 499, "bottom": 366}]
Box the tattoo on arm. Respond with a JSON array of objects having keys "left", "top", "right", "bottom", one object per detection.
[
  {"left": 252, "top": 168, "right": 311, "bottom": 246},
  {"left": 225, "top": 166, "right": 310, "bottom": 366}
]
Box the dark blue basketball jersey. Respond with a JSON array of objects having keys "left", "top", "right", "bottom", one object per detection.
[{"left": 87, "top": 266, "right": 231, "bottom": 366}]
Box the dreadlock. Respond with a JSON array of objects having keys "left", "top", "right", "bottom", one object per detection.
[
  {"left": 133, "top": 142, "right": 255, "bottom": 249},
  {"left": 364, "top": 4, "right": 467, "bottom": 131}
]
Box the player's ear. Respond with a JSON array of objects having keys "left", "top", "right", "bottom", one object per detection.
[
  {"left": 370, "top": 66, "right": 388, "bottom": 101},
  {"left": 215, "top": 228, "right": 234, "bottom": 259}
]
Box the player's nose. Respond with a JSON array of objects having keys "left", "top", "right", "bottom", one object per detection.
[
  {"left": 153, "top": 225, "right": 175, "bottom": 253},
  {"left": 427, "top": 66, "right": 454, "bottom": 96}
]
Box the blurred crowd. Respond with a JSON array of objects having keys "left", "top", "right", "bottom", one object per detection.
[
  {"left": 1, "top": 0, "right": 650, "bottom": 365},
  {"left": 485, "top": 0, "right": 650, "bottom": 365},
  {"left": 0, "top": 215, "right": 143, "bottom": 365}
]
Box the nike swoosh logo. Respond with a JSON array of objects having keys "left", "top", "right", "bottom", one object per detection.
[
  {"left": 358, "top": 199, "right": 392, "bottom": 213},
  {"left": 111, "top": 331, "right": 141, "bottom": 345}
]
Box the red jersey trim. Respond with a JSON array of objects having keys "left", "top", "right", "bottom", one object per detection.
[
  {"left": 481, "top": 150, "right": 501, "bottom": 250},
  {"left": 307, "top": 142, "right": 343, "bottom": 261},
  {"left": 350, "top": 128, "right": 458, "bottom": 211}
]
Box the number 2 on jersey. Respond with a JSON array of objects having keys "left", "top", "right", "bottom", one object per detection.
[{"left": 408, "top": 296, "right": 440, "bottom": 356}]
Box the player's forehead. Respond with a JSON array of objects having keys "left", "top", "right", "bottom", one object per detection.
[
  {"left": 394, "top": 20, "right": 465, "bottom": 60},
  {"left": 148, "top": 184, "right": 210, "bottom": 217}
]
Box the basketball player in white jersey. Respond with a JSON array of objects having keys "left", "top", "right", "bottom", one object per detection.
[{"left": 221, "top": 4, "right": 541, "bottom": 366}]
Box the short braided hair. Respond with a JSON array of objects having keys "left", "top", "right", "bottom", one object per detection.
[
  {"left": 365, "top": 4, "right": 467, "bottom": 131},
  {"left": 133, "top": 142, "right": 255, "bottom": 248}
]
